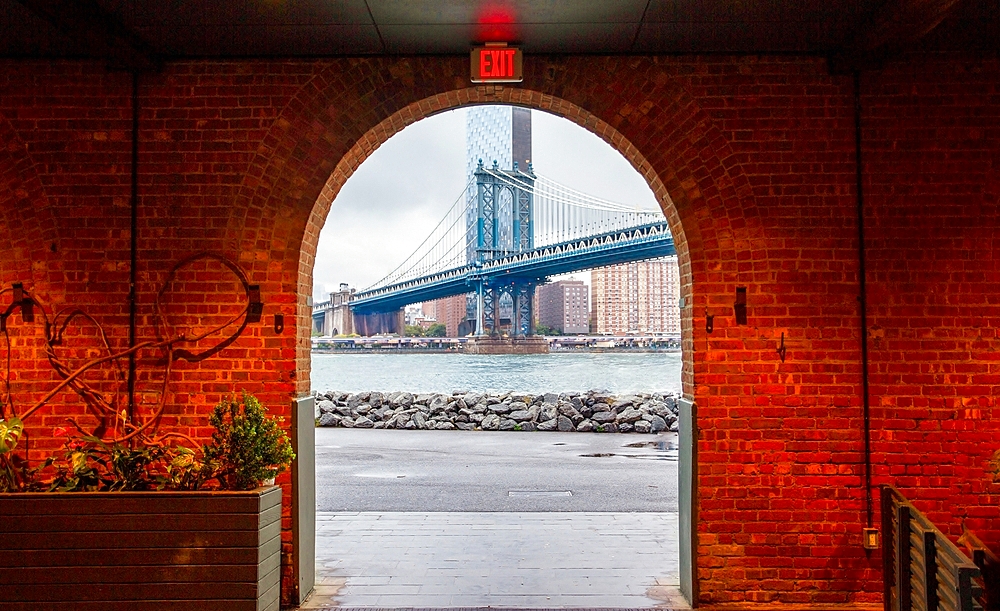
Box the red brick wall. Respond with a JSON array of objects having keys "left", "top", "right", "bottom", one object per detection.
[
  {"left": 0, "top": 53, "right": 996, "bottom": 606},
  {"left": 863, "top": 58, "right": 1000, "bottom": 543}
]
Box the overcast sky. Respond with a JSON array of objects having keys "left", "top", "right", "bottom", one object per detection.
[{"left": 312, "top": 106, "right": 661, "bottom": 303}]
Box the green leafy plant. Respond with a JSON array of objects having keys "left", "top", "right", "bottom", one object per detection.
[
  {"left": 46, "top": 423, "right": 205, "bottom": 492},
  {"left": 205, "top": 393, "right": 295, "bottom": 490},
  {"left": 0, "top": 417, "right": 52, "bottom": 492}
]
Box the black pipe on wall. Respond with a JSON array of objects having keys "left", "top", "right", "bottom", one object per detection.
[
  {"left": 854, "top": 70, "right": 874, "bottom": 529},
  {"left": 127, "top": 72, "right": 139, "bottom": 420}
]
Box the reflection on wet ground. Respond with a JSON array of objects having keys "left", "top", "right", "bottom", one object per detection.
[{"left": 579, "top": 439, "right": 679, "bottom": 461}]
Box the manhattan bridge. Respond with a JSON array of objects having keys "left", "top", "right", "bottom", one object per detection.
[{"left": 314, "top": 159, "right": 675, "bottom": 338}]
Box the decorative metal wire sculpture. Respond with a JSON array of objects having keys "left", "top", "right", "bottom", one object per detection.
[{"left": 0, "top": 252, "right": 258, "bottom": 446}]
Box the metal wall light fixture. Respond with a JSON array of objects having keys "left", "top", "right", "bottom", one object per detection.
[
  {"left": 247, "top": 285, "right": 263, "bottom": 323},
  {"left": 734, "top": 286, "right": 747, "bottom": 325}
]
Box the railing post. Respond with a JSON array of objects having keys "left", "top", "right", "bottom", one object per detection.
[
  {"left": 883, "top": 486, "right": 896, "bottom": 611},
  {"left": 959, "top": 567, "right": 976, "bottom": 611},
  {"left": 925, "top": 530, "right": 938, "bottom": 611},
  {"left": 898, "top": 504, "right": 912, "bottom": 611}
]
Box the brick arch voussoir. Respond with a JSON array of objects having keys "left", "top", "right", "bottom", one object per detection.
[{"left": 0, "top": 114, "right": 59, "bottom": 292}]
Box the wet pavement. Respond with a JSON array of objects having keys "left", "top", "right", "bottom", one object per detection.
[
  {"left": 305, "top": 429, "right": 683, "bottom": 609},
  {"left": 315, "top": 429, "right": 679, "bottom": 512},
  {"left": 302, "top": 512, "right": 683, "bottom": 609}
]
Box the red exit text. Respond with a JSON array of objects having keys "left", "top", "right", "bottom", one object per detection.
[{"left": 470, "top": 46, "right": 523, "bottom": 83}]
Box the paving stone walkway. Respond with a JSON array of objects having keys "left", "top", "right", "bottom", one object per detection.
[{"left": 302, "top": 512, "right": 684, "bottom": 609}]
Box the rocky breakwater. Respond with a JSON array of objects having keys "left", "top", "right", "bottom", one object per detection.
[{"left": 315, "top": 390, "right": 680, "bottom": 434}]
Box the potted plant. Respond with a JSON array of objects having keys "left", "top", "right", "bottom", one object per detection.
[{"left": 205, "top": 392, "right": 296, "bottom": 490}]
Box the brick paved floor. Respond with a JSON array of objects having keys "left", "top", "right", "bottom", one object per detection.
[{"left": 301, "top": 512, "right": 684, "bottom": 609}]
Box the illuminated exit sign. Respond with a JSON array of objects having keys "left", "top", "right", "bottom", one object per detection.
[{"left": 470, "top": 45, "right": 522, "bottom": 83}]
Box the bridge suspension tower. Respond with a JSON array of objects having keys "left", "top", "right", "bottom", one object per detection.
[{"left": 470, "top": 159, "right": 537, "bottom": 337}]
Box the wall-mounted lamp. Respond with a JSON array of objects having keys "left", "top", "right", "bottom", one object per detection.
[
  {"left": 734, "top": 286, "right": 747, "bottom": 325},
  {"left": 12, "top": 282, "right": 33, "bottom": 322},
  {"left": 247, "top": 285, "right": 263, "bottom": 323}
]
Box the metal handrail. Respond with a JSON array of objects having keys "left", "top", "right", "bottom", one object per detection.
[{"left": 882, "top": 485, "right": 983, "bottom": 611}]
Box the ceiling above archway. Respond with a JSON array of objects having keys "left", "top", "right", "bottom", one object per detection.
[{"left": 0, "top": 0, "right": 995, "bottom": 71}]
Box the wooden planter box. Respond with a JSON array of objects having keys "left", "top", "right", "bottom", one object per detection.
[{"left": 0, "top": 485, "right": 281, "bottom": 611}]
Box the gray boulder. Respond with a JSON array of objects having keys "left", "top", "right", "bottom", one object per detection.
[
  {"left": 318, "top": 400, "right": 336, "bottom": 414},
  {"left": 429, "top": 395, "right": 450, "bottom": 412},
  {"left": 591, "top": 411, "right": 616, "bottom": 424},
  {"left": 318, "top": 412, "right": 339, "bottom": 427},
  {"left": 519, "top": 422, "right": 537, "bottom": 432},
  {"left": 634, "top": 420, "right": 652, "bottom": 434},
  {"left": 353, "top": 416, "right": 374, "bottom": 429},
  {"left": 508, "top": 409, "right": 532, "bottom": 422},
  {"left": 576, "top": 419, "right": 595, "bottom": 432},
  {"left": 616, "top": 407, "right": 642, "bottom": 424},
  {"left": 488, "top": 403, "right": 512, "bottom": 415},
  {"left": 412, "top": 412, "right": 428, "bottom": 430},
  {"left": 499, "top": 418, "right": 518, "bottom": 431},
  {"left": 481, "top": 414, "right": 501, "bottom": 430},
  {"left": 539, "top": 404, "right": 558, "bottom": 422},
  {"left": 456, "top": 422, "right": 476, "bottom": 431},
  {"left": 557, "top": 415, "right": 575, "bottom": 432},
  {"left": 537, "top": 419, "right": 559, "bottom": 431},
  {"left": 435, "top": 421, "right": 456, "bottom": 430},
  {"left": 618, "top": 422, "right": 634, "bottom": 433},
  {"left": 647, "top": 414, "right": 667, "bottom": 432}
]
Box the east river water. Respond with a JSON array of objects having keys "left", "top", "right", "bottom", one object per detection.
[{"left": 310, "top": 351, "right": 682, "bottom": 395}]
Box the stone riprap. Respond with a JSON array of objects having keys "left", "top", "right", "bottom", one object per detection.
[{"left": 314, "top": 390, "right": 680, "bottom": 433}]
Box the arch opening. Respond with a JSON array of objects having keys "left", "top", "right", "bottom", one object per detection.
[{"left": 294, "top": 91, "right": 699, "bottom": 608}]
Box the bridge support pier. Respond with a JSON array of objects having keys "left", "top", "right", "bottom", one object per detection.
[{"left": 466, "top": 336, "right": 549, "bottom": 354}]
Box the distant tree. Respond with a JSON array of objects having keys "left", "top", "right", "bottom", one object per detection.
[
  {"left": 534, "top": 324, "right": 560, "bottom": 336},
  {"left": 404, "top": 324, "right": 425, "bottom": 337},
  {"left": 425, "top": 323, "right": 447, "bottom": 337}
]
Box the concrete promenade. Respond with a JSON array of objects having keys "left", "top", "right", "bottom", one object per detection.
[
  {"left": 304, "top": 512, "right": 683, "bottom": 609},
  {"left": 304, "top": 429, "right": 683, "bottom": 608}
]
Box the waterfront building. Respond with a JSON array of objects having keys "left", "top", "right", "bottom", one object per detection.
[
  {"left": 427, "top": 293, "right": 471, "bottom": 337},
  {"left": 537, "top": 279, "right": 589, "bottom": 334},
  {"left": 591, "top": 256, "right": 680, "bottom": 335}
]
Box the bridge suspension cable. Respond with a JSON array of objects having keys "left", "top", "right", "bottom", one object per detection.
[
  {"left": 364, "top": 179, "right": 476, "bottom": 291},
  {"left": 364, "top": 170, "right": 667, "bottom": 293},
  {"left": 482, "top": 169, "right": 664, "bottom": 247}
]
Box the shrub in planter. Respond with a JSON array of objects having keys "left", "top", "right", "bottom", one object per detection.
[{"left": 205, "top": 392, "right": 296, "bottom": 490}]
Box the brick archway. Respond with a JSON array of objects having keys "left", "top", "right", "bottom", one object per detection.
[
  {"left": 229, "top": 56, "right": 757, "bottom": 407},
  {"left": 229, "top": 56, "right": 766, "bottom": 606}
]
